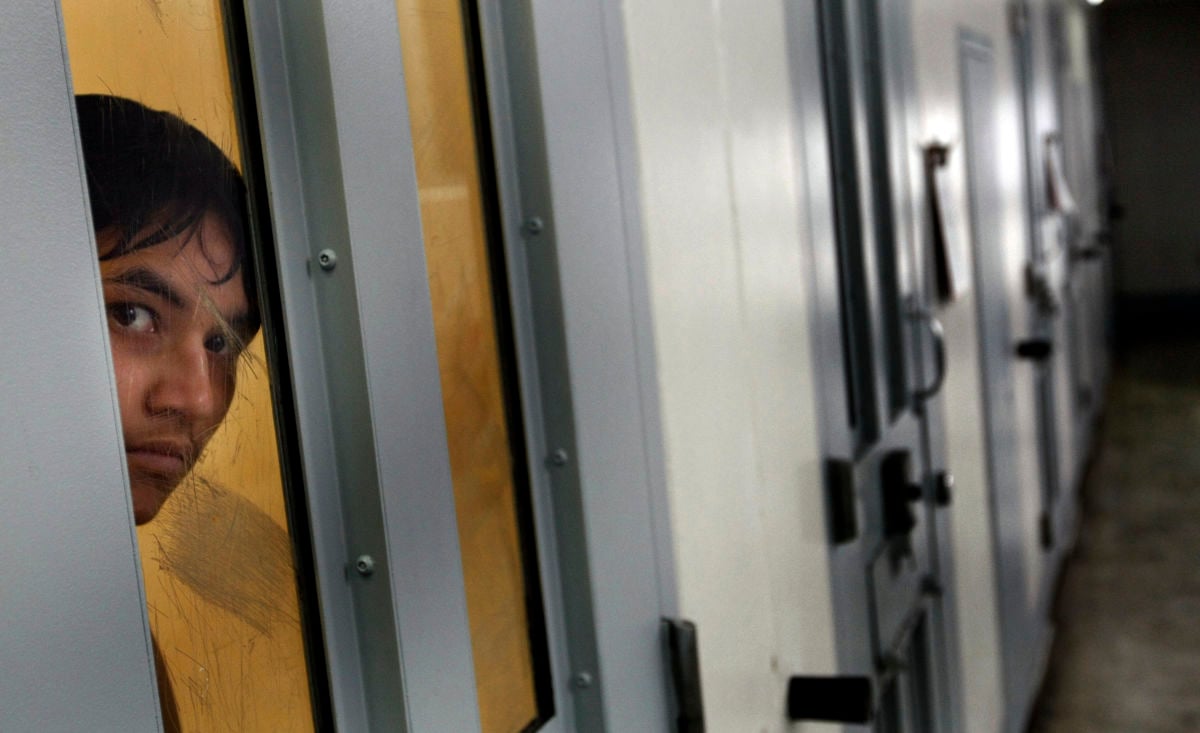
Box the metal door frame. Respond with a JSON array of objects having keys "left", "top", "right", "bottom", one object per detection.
[
  {"left": 241, "top": 0, "right": 684, "bottom": 728},
  {"left": 0, "top": 3, "right": 162, "bottom": 727},
  {"left": 469, "top": 2, "right": 681, "bottom": 731}
]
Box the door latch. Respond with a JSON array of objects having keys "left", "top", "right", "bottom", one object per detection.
[
  {"left": 826, "top": 458, "right": 859, "bottom": 545},
  {"left": 662, "top": 618, "right": 705, "bottom": 733},
  {"left": 881, "top": 450, "right": 921, "bottom": 540},
  {"left": 1015, "top": 338, "right": 1053, "bottom": 361},
  {"left": 786, "top": 675, "right": 874, "bottom": 723}
]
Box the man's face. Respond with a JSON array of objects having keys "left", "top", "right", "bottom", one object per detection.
[{"left": 99, "top": 213, "right": 253, "bottom": 524}]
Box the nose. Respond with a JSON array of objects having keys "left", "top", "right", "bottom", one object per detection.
[{"left": 145, "top": 339, "right": 221, "bottom": 427}]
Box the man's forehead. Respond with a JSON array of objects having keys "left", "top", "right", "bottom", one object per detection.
[
  {"left": 103, "top": 246, "right": 238, "bottom": 290},
  {"left": 103, "top": 212, "right": 236, "bottom": 272}
]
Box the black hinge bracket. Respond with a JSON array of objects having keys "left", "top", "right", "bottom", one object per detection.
[
  {"left": 826, "top": 458, "right": 859, "bottom": 545},
  {"left": 662, "top": 618, "right": 705, "bottom": 733}
]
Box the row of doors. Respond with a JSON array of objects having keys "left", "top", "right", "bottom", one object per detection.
[
  {"left": 798, "top": 1, "right": 1105, "bottom": 731},
  {"left": 992, "top": 2, "right": 1109, "bottom": 730}
]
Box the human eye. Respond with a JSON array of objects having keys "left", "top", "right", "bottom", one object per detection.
[
  {"left": 204, "top": 329, "right": 242, "bottom": 358},
  {"left": 107, "top": 302, "right": 157, "bottom": 334}
]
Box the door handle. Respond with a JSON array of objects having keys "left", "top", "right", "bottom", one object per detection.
[
  {"left": 934, "top": 470, "right": 954, "bottom": 507},
  {"left": 1074, "top": 240, "right": 1106, "bottom": 261},
  {"left": 1015, "top": 338, "right": 1053, "bottom": 361},
  {"left": 881, "top": 450, "right": 922, "bottom": 540},
  {"left": 825, "top": 458, "right": 859, "bottom": 545},
  {"left": 910, "top": 306, "right": 947, "bottom": 402},
  {"left": 787, "top": 599, "right": 932, "bottom": 723},
  {"left": 787, "top": 675, "right": 874, "bottom": 723}
]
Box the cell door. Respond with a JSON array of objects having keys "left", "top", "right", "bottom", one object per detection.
[
  {"left": 792, "top": 0, "right": 959, "bottom": 729},
  {"left": 394, "top": 3, "right": 681, "bottom": 730},
  {"left": 962, "top": 30, "right": 1047, "bottom": 733},
  {"left": 1010, "top": 0, "right": 1065, "bottom": 563},
  {"left": 246, "top": 1, "right": 674, "bottom": 728},
  {"left": 1049, "top": 1, "right": 1107, "bottom": 468},
  {"left": 4, "top": 0, "right": 672, "bottom": 730}
]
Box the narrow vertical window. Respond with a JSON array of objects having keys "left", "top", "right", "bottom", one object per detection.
[
  {"left": 857, "top": 0, "right": 910, "bottom": 420},
  {"left": 60, "top": 2, "right": 324, "bottom": 729},
  {"left": 395, "top": 2, "right": 553, "bottom": 730},
  {"left": 818, "top": 0, "right": 879, "bottom": 442}
]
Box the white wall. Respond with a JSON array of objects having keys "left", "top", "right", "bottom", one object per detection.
[{"left": 621, "top": 2, "right": 836, "bottom": 731}]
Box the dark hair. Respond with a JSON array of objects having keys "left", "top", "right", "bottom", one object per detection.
[{"left": 75, "top": 94, "right": 258, "bottom": 329}]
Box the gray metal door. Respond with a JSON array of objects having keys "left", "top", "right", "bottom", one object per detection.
[
  {"left": 1010, "top": 0, "right": 1065, "bottom": 563},
  {"left": 792, "top": 0, "right": 960, "bottom": 729},
  {"left": 1013, "top": 0, "right": 1097, "bottom": 622},
  {"left": 1049, "top": 1, "right": 1108, "bottom": 476},
  {"left": 962, "top": 30, "right": 1047, "bottom": 733}
]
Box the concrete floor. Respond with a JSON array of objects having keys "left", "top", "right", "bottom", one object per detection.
[{"left": 1028, "top": 337, "right": 1200, "bottom": 732}]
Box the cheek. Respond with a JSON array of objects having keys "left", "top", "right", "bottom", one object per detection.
[
  {"left": 109, "top": 343, "right": 152, "bottom": 430},
  {"left": 203, "top": 363, "right": 239, "bottom": 431}
]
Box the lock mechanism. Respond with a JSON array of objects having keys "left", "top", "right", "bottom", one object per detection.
[
  {"left": 786, "top": 675, "right": 874, "bottom": 723},
  {"left": 881, "top": 450, "right": 922, "bottom": 540},
  {"left": 1015, "top": 338, "right": 1053, "bottom": 361}
]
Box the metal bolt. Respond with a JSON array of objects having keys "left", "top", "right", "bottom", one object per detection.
[
  {"left": 570, "top": 671, "right": 593, "bottom": 690},
  {"left": 546, "top": 448, "right": 569, "bottom": 467},
  {"left": 523, "top": 217, "right": 545, "bottom": 236},
  {"left": 317, "top": 248, "right": 338, "bottom": 271},
  {"left": 354, "top": 555, "right": 375, "bottom": 577}
]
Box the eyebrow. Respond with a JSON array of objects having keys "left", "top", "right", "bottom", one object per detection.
[
  {"left": 223, "top": 312, "right": 257, "bottom": 343},
  {"left": 106, "top": 267, "right": 185, "bottom": 308},
  {"left": 105, "top": 266, "right": 254, "bottom": 336}
]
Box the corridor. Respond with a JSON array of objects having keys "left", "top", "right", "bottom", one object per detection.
[{"left": 1030, "top": 335, "right": 1200, "bottom": 732}]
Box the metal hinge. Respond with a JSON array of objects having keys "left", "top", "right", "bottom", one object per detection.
[{"left": 825, "top": 458, "right": 859, "bottom": 545}]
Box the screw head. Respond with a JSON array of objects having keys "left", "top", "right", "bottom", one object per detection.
[
  {"left": 570, "top": 671, "right": 593, "bottom": 690},
  {"left": 546, "top": 448, "right": 569, "bottom": 467},
  {"left": 523, "top": 217, "right": 545, "bottom": 236},
  {"left": 317, "top": 248, "right": 338, "bottom": 271},
  {"left": 354, "top": 555, "right": 375, "bottom": 577}
]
